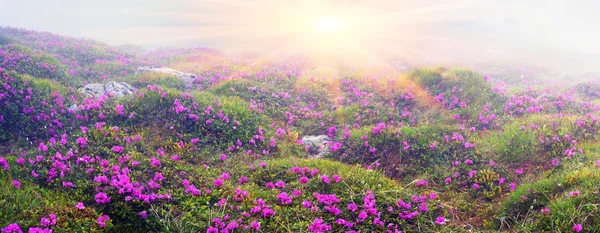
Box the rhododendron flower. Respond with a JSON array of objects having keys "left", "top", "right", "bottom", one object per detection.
[
  {"left": 275, "top": 128, "right": 285, "bottom": 137},
  {"left": 40, "top": 214, "right": 57, "bottom": 227},
  {"left": 11, "top": 180, "right": 20, "bottom": 189},
  {"left": 262, "top": 208, "right": 275, "bottom": 218},
  {"left": 572, "top": 224, "right": 583, "bottom": 232},
  {"left": 249, "top": 221, "right": 261, "bottom": 230},
  {"left": 111, "top": 145, "right": 124, "bottom": 154},
  {"left": 213, "top": 178, "right": 224, "bottom": 187},
  {"left": 416, "top": 179, "right": 428, "bottom": 187},
  {"left": 97, "top": 215, "right": 110, "bottom": 228},
  {"left": 515, "top": 168, "right": 524, "bottom": 175},
  {"left": 330, "top": 142, "right": 342, "bottom": 152},
  {"left": 149, "top": 157, "right": 160, "bottom": 167},
  {"left": 1, "top": 223, "right": 22, "bottom": 233},
  {"left": 219, "top": 153, "right": 227, "bottom": 161},
  {"left": 138, "top": 211, "right": 148, "bottom": 219},
  {"left": 277, "top": 192, "right": 292, "bottom": 204},
  {"left": 15, "top": 157, "right": 24, "bottom": 166},
  {"left": 435, "top": 216, "right": 446, "bottom": 225},
  {"left": 347, "top": 203, "right": 358, "bottom": 212},
  {"left": 299, "top": 176, "right": 309, "bottom": 184},
  {"left": 116, "top": 104, "right": 125, "bottom": 115},
  {"left": 0, "top": 157, "right": 8, "bottom": 170},
  {"left": 75, "top": 202, "right": 85, "bottom": 209},
  {"left": 27, "top": 228, "right": 51, "bottom": 233},
  {"left": 569, "top": 190, "right": 580, "bottom": 197},
  {"left": 308, "top": 218, "right": 331, "bottom": 233},
  {"left": 429, "top": 143, "right": 436, "bottom": 150},
  {"left": 320, "top": 175, "right": 330, "bottom": 184},
  {"left": 332, "top": 175, "right": 341, "bottom": 183},
  {"left": 95, "top": 192, "right": 111, "bottom": 204}
]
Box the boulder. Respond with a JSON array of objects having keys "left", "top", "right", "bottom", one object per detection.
[
  {"left": 78, "top": 81, "right": 137, "bottom": 98},
  {"left": 301, "top": 135, "right": 332, "bottom": 158},
  {"left": 68, "top": 104, "right": 80, "bottom": 112},
  {"left": 137, "top": 66, "right": 197, "bottom": 83}
]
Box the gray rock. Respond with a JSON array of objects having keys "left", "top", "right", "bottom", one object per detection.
[
  {"left": 78, "top": 81, "right": 137, "bottom": 98},
  {"left": 137, "top": 66, "right": 197, "bottom": 84},
  {"left": 68, "top": 104, "right": 80, "bottom": 112},
  {"left": 105, "top": 81, "right": 137, "bottom": 98},
  {"left": 301, "top": 135, "right": 332, "bottom": 158}
]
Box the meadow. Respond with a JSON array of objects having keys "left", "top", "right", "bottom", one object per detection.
[{"left": 1, "top": 27, "right": 600, "bottom": 232}]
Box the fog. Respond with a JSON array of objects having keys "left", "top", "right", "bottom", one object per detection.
[{"left": 2, "top": 0, "right": 599, "bottom": 78}]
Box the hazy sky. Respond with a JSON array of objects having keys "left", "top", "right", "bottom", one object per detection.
[{"left": 1, "top": 0, "right": 600, "bottom": 74}]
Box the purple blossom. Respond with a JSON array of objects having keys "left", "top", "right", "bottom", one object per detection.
[
  {"left": 95, "top": 192, "right": 111, "bottom": 204},
  {"left": 40, "top": 214, "right": 57, "bottom": 227},
  {"left": 11, "top": 180, "right": 20, "bottom": 189},
  {"left": 97, "top": 215, "right": 110, "bottom": 228},
  {"left": 0, "top": 223, "right": 22, "bottom": 233}
]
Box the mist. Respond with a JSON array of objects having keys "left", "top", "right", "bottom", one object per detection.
[{"left": 1, "top": 0, "right": 599, "bottom": 78}]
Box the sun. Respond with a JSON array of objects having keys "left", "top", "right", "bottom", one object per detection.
[{"left": 313, "top": 17, "right": 345, "bottom": 33}]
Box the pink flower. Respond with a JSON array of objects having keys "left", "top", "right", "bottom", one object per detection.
[
  {"left": 435, "top": 216, "right": 446, "bottom": 225},
  {"left": 515, "top": 168, "right": 523, "bottom": 175},
  {"left": 429, "top": 143, "right": 436, "bottom": 150},
  {"left": 40, "top": 214, "right": 56, "bottom": 227},
  {"left": 299, "top": 176, "right": 309, "bottom": 184},
  {"left": 212, "top": 178, "right": 224, "bottom": 188},
  {"left": 1, "top": 223, "right": 22, "bottom": 233},
  {"left": 11, "top": 180, "right": 20, "bottom": 189},
  {"left": 569, "top": 190, "right": 580, "bottom": 197},
  {"left": 445, "top": 177, "right": 452, "bottom": 184},
  {"left": 320, "top": 175, "right": 330, "bottom": 184},
  {"left": 330, "top": 142, "right": 343, "bottom": 152},
  {"left": 0, "top": 157, "right": 8, "bottom": 170},
  {"left": 111, "top": 145, "right": 124, "bottom": 154},
  {"left": 572, "top": 223, "right": 583, "bottom": 232},
  {"left": 97, "top": 215, "right": 110, "bottom": 228},
  {"left": 249, "top": 221, "right": 261, "bottom": 230},
  {"left": 552, "top": 158, "right": 560, "bottom": 167},
  {"left": 138, "top": 211, "right": 148, "bottom": 219},
  {"left": 219, "top": 154, "right": 227, "bottom": 161},
  {"left": 116, "top": 104, "right": 125, "bottom": 115},
  {"left": 76, "top": 137, "right": 88, "bottom": 148},
  {"left": 308, "top": 218, "right": 332, "bottom": 233},
  {"left": 332, "top": 175, "right": 341, "bottom": 183},
  {"left": 75, "top": 202, "right": 85, "bottom": 210},
  {"left": 150, "top": 157, "right": 161, "bottom": 167},
  {"left": 95, "top": 192, "right": 111, "bottom": 204},
  {"left": 277, "top": 192, "right": 292, "bottom": 205}
]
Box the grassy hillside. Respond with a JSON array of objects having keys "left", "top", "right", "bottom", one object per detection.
[{"left": 1, "top": 27, "right": 600, "bottom": 232}]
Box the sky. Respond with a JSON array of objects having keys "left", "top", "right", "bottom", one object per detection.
[{"left": 1, "top": 0, "right": 600, "bottom": 75}]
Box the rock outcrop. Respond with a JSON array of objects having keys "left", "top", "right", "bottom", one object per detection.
[
  {"left": 137, "top": 66, "right": 197, "bottom": 82},
  {"left": 78, "top": 81, "right": 137, "bottom": 98},
  {"left": 301, "top": 135, "right": 332, "bottom": 158}
]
